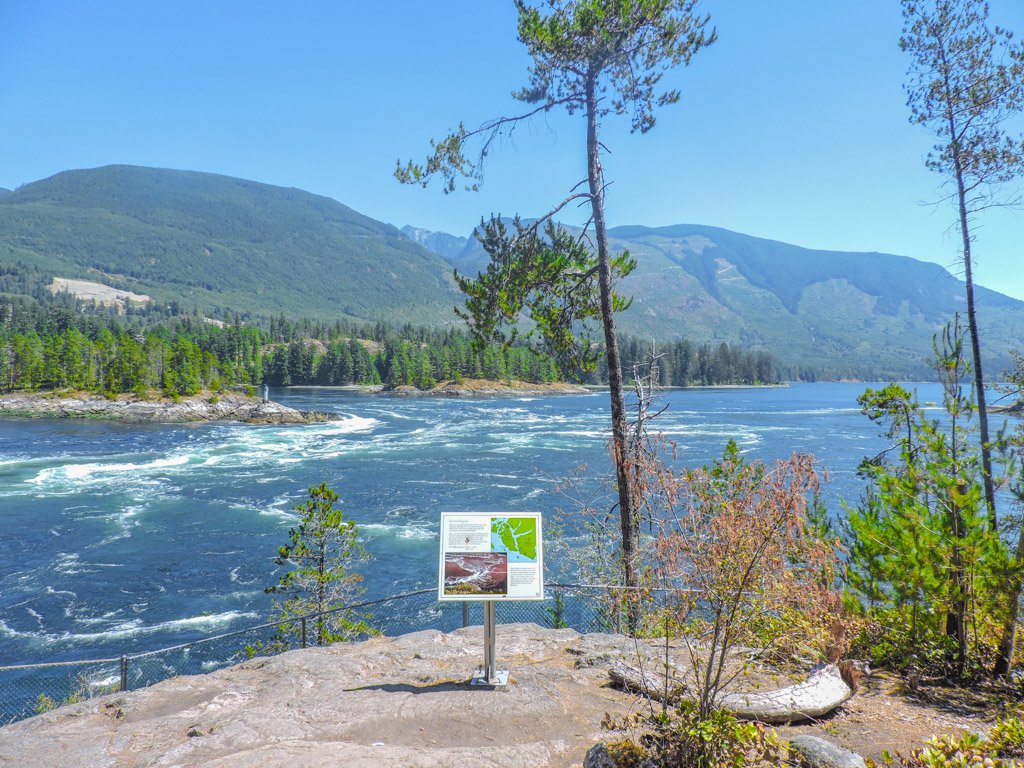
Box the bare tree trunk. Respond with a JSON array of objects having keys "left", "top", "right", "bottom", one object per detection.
[
  {"left": 946, "top": 501, "right": 968, "bottom": 676},
  {"left": 585, "top": 72, "right": 639, "bottom": 627},
  {"left": 949, "top": 127, "right": 996, "bottom": 528},
  {"left": 946, "top": 391, "right": 968, "bottom": 675}
]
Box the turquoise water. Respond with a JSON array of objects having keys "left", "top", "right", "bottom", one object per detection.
[{"left": 0, "top": 382, "right": 948, "bottom": 665}]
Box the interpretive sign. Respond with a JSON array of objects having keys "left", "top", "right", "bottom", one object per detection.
[{"left": 438, "top": 512, "right": 544, "bottom": 601}]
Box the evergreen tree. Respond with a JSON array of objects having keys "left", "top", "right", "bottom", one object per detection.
[
  {"left": 266, "top": 483, "right": 369, "bottom": 646},
  {"left": 398, "top": 0, "right": 715, "bottom": 610},
  {"left": 845, "top": 320, "right": 1002, "bottom": 677},
  {"left": 900, "top": 0, "right": 1024, "bottom": 526}
]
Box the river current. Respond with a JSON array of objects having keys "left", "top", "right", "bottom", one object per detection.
[{"left": 0, "top": 383, "right": 955, "bottom": 665}]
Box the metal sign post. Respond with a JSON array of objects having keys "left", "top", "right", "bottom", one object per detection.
[
  {"left": 471, "top": 601, "right": 508, "bottom": 687},
  {"left": 437, "top": 512, "right": 544, "bottom": 689}
]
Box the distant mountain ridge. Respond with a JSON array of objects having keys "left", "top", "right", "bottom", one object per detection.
[
  {"left": 608, "top": 223, "right": 1020, "bottom": 317},
  {"left": 410, "top": 222, "right": 1024, "bottom": 379},
  {"left": 400, "top": 225, "right": 470, "bottom": 262},
  {"left": 0, "top": 165, "right": 461, "bottom": 324}
]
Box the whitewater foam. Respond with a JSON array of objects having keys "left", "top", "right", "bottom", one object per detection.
[
  {"left": 0, "top": 610, "right": 260, "bottom": 645},
  {"left": 360, "top": 522, "right": 436, "bottom": 541}
]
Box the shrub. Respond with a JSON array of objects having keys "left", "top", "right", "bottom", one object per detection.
[
  {"left": 868, "top": 716, "right": 1024, "bottom": 767},
  {"left": 843, "top": 331, "right": 1008, "bottom": 679},
  {"left": 604, "top": 701, "right": 787, "bottom": 768},
  {"left": 653, "top": 442, "right": 848, "bottom": 716}
]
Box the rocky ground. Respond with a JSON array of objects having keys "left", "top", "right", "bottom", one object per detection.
[
  {"left": 0, "top": 625, "right": 992, "bottom": 768},
  {"left": 0, "top": 392, "right": 338, "bottom": 424}
]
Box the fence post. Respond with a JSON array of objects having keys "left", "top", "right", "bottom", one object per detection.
[
  {"left": 614, "top": 588, "right": 622, "bottom": 635},
  {"left": 462, "top": 602, "right": 469, "bottom": 628},
  {"left": 119, "top": 656, "right": 128, "bottom": 692},
  {"left": 301, "top": 617, "right": 307, "bottom": 649}
]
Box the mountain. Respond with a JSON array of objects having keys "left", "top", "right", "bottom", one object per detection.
[
  {"left": 413, "top": 222, "right": 1024, "bottom": 379},
  {"left": 0, "top": 166, "right": 461, "bottom": 324},
  {"left": 0, "top": 188, "right": 10, "bottom": 199},
  {"left": 400, "top": 225, "right": 470, "bottom": 262}
]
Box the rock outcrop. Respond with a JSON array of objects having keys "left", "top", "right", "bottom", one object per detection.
[
  {"left": 0, "top": 393, "right": 338, "bottom": 424},
  {"left": 0, "top": 625, "right": 975, "bottom": 767},
  {"left": 386, "top": 379, "right": 590, "bottom": 397},
  {"left": 0, "top": 625, "right": 649, "bottom": 768}
]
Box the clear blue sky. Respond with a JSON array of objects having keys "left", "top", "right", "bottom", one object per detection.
[{"left": 1, "top": 1, "right": 1021, "bottom": 298}]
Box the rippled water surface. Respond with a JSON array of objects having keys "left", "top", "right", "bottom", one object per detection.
[{"left": 0, "top": 383, "right": 948, "bottom": 663}]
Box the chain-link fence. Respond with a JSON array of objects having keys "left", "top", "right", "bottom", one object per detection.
[{"left": 0, "top": 584, "right": 655, "bottom": 726}]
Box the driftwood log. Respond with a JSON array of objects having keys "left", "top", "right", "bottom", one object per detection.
[
  {"left": 608, "top": 660, "right": 682, "bottom": 703},
  {"left": 608, "top": 661, "right": 861, "bottom": 724},
  {"left": 720, "top": 664, "right": 855, "bottom": 723}
]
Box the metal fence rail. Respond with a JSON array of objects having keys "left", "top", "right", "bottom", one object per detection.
[{"left": 0, "top": 584, "right": 658, "bottom": 726}]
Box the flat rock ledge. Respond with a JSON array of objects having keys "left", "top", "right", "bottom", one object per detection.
[
  {"left": 1, "top": 625, "right": 656, "bottom": 768},
  {"left": 1, "top": 625, "right": 918, "bottom": 768},
  {"left": 0, "top": 393, "right": 338, "bottom": 424}
]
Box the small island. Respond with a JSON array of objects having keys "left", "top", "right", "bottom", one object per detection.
[
  {"left": 0, "top": 391, "right": 338, "bottom": 424},
  {"left": 384, "top": 378, "right": 590, "bottom": 397},
  {"left": 990, "top": 401, "right": 1024, "bottom": 416}
]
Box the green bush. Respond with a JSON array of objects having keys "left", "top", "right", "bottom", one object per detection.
[
  {"left": 604, "top": 701, "right": 787, "bottom": 768},
  {"left": 868, "top": 716, "right": 1024, "bottom": 768}
]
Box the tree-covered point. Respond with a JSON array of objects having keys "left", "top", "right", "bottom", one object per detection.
[
  {"left": 0, "top": 295, "right": 784, "bottom": 396},
  {"left": 0, "top": 297, "right": 564, "bottom": 394},
  {"left": 0, "top": 296, "right": 265, "bottom": 396}
]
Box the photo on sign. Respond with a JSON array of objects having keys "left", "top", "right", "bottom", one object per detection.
[{"left": 443, "top": 552, "right": 508, "bottom": 596}]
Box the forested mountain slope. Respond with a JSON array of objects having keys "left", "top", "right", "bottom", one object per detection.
[
  {"left": 0, "top": 166, "right": 461, "bottom": 324},
  {"left": 423, "top": 222, "right": 1024, "bottom": 379}
]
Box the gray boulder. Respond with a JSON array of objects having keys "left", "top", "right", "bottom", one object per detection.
[{"left": 789, "top": 735, "right": 867, "bottom": 768}]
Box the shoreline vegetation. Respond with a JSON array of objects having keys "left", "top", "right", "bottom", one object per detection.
[{"left": 0, "top": 296, "right": 785, "bottom": 404}]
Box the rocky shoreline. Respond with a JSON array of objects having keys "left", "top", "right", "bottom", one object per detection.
[
  {"left": 990, "top": 401, "right": 1024, "bottom": 416},
  {"left": 386, "top": 379, "right": 591, "bottom": 397},
  {"left": 0, "top": 392, "right": 338, "bottom": 424}
]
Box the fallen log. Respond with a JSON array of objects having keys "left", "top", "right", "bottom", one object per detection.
[
  {"left": 608, "top": 660, "right": 681, "bottom": 703},
  {"left": 608, "top": 661, "right": 862, "bottom": 724},
  {"left": 720, "top": 664, "right": 854, "bottom": 724}
]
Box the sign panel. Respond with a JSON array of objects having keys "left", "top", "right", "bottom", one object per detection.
[{"left": 438, "top": 512, "right": 544, "bottom": 601}]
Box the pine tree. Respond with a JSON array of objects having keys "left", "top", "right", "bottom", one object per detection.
[
  {"left": 266, "top": 484, "right": 369, "bottom": 646},
  {"left": 900, "top": 0, "right": 1024, "bottom": 527},
  {"left": 398, "top": 0, "right": 715, "bottom": 613}
]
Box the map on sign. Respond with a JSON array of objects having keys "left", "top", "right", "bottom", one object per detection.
[
  {"left": 490, "top": 517, "right": 537, "bottom": 563},
  {"left": 438, "top": 512, "right": 544, "bottom": 601}
]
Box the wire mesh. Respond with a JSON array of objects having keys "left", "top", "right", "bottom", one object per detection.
[{"left": 0, "top": 585, "right": 656, "bottom": 726}]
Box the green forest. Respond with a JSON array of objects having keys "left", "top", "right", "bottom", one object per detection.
[{"left": 0, "top": 296, "right": 781, "bottom": 397}]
